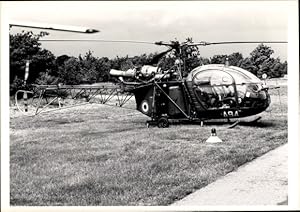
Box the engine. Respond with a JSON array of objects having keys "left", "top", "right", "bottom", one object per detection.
[{"left": 110, "top": 65, "right": 173, "bottom": 81}]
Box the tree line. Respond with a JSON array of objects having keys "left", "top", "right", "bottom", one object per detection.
[{"left": 10, "top": 31, "right": 287, "bottom": 95}]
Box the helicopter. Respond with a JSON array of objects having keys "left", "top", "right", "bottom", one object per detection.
[
  {"left": 10, "top": 23, "right": 287, "bottom": 127},
  {"left": 107, "top": 39, "right": 283, "bottom": 127}
]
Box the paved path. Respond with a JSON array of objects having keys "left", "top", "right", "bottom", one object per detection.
[{"left": 172, "top": 143, "right": 288, "bottom": 206}]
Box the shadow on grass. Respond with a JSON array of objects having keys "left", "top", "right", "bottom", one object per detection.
[
  {"left": 42, "top": 119, "right": 85, "bottom": 125},
  {"left": 168, "top": 119, "right": 279, "bottom": 128},
  {"left": 237, "top": 121, "right": 278, "bottom": 128},
  {"left": 80, "top": 126, "right": 145, "bottom": 137}
]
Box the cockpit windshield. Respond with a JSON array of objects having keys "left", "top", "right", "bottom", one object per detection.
[
  {"left": 192, "top": 68, "right": 261, "bottom": 86},
  {"left": 186, "top": 65, "right": 265, "bottom": 111},
  {"left": 224, "top": 66, "right": 261, "bottom": 84},
  {"left": 188, "top": 65, "right": 262, "bottom": 85}
]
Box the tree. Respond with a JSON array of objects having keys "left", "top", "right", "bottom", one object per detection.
[
  {"left": 269, "top": 58, "right": 287, "bottom": 78},
  {"left": 249, "top": 44, "right": 274, "bottom": 78},
  {"left": 131, "top": 53, "right": 155, "bottom": 66},
  {"left": 94, "top": 57, "right": 111, "bottom": 82},
  {"left": 110, "top": 56, "right": 127, "bottom": 70},
  {"left": 228, "top": 52, "right": 243, "bottom": 66},
  {"left": 35, "top": 72, "right": 59, "bottom": 85},
  {"left": 210, "top": 54, "right": 227, "bottom": 64},
  {"left": 198, "top": 57, "right": 210, "bottom": 65},
  {"left": 247, "top": 44, "right": 287, "bottom": 78},
  {"left": 210, "top": 52, "right": 243, "bottom": 66},
  {"left": 57, "top": 57, "right": 82, "bottom": 84},
  {"left": 280, "top": 61, "right": 288, "bottom": 76},
  {"left": 239, "top": 57, "right": 258, "bottom": 75},
  {"left": 56, "top": 51, "right": 111, "bottom": 84},
  {"left": 10, "top": 31, "right": 56, "bottom": 94},
  {"left": 250, "top": 44, "right": 274, "bottom": 65},
  {"left": 56, "top": 55, "right": 71, "bottom": 67}
]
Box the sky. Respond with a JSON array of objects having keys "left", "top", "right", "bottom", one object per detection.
[{"left": 4, "top": 1, "right": 290, "bottom": 60}]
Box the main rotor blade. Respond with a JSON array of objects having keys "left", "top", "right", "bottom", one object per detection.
[
  {"left": 39, "top": 39, "right": 155, "bottom": 45},
  {"left": 192, "top": 41, "right": 288, "bottom": 46},
  {"left": 39, "top": 39, "right": 288, "bottom": 47},
  {"left": 10, "top": 22, "right": 99, "bottom": 34},
  {"left": 148, "top": 48, "right": 173, "bottom": 65}
]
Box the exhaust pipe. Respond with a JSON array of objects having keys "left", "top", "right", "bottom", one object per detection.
[{"left": 109, "top": 69, "right": 136, "bottom": 77}]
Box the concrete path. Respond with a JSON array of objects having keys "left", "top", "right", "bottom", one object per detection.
[{"left": 172, "top": 143, "right": 288, "bottom": 206}]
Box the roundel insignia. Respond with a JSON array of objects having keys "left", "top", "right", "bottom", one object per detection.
[{"left": 140, "top": 100, "right": 150, "bottom": 114}]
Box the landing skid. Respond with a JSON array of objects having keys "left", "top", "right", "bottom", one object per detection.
[
  {"left": 228, "top": 120, "right": 240, "bottom": 129},
  {"left": 249, "top": 116, "right": 262, "bottom": 123},
  {"left": 228, "top": 116, "right": 262, "bottom": 129}
]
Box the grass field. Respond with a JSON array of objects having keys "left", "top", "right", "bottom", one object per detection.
[{"left": 9, "top": 85, "right": 287, "bottom": 206}]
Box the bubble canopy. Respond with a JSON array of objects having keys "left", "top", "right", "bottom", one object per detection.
[{"left": 186, "top": 64, "right": 261, "bottom": 85}]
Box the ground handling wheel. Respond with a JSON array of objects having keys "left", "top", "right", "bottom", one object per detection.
[
  {"left": 146, "top": 120, "right": 157, "bottom": 128},
  {"left": 157, "top": 117, "right": 169, "bottom": 128}
]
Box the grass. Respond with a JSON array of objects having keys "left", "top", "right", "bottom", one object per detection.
[{"left": 9, "top": 85, "right": 287, "bottom": 206}]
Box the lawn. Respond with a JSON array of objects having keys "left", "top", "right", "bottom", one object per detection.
[{"left": 9, "top": 85, "right": 287, "bottom": 206}]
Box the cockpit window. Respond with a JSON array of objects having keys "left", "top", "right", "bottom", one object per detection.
[
  {"left": 210, "top": 72, "right": 233, "bottom": 85},
  {"left": 188, "top": 65, "right": 267, "bottom": 111},
  {"left": 193, "top": 69, "right": 233, "bottom": 86},
  {"left": 225, "top": 67, "right": 261, "bottom": 84},
  {"left": 191, "top": 66, "right": 261, "bottom": 85},
  {"left": 193, "top": 71, "right": 212, "bottom": 85}
]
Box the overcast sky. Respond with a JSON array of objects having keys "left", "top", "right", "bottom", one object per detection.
[{"left": 4, "top": 1, "right": 290, "bottom": 60}]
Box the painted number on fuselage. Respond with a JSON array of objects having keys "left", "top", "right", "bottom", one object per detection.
[{"left": 223, "top": 110, "right": 239, "bottom": 117}]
